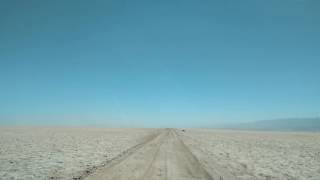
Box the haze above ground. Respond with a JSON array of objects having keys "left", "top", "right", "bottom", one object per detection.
[{"left": 0, "top": 0, "right": 319, "bottom": 127}]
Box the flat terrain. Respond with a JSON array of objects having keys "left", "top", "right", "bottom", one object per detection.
[
  {"left": 85, "top": 129, "right": 235, "bottom": 180},
  {"left": 1, "top": 127, "right": 320, "bottom": 180},
  {"left": 0, "top": 127, "right": 156, "bottom": 180},
  {"left": 180, "top": 129, "right": 320, "bottom": 180}
]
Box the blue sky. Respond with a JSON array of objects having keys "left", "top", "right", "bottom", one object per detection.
[{"left": 1, "top": 0, "right": 319, "bottom": 127}]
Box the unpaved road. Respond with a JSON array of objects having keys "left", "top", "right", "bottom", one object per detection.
[{"left": 84, "top": 129, "right": 235, "bottom": 180}]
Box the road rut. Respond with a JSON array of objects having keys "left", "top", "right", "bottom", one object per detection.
[{"left": 85, "top": 129, "right": 233, "bottom": 180}]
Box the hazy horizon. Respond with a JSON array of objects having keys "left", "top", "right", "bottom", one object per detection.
[{"left": 1, "top": 0, "right": 319, "bottom": 127}]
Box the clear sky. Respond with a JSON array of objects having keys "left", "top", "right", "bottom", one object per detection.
[{"left": 1, "top": 0, "right": 319, "bottom": 127}]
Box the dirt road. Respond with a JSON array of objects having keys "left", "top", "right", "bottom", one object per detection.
[{"left": 84, "top": 129, "right": 235, "bottom": 180}]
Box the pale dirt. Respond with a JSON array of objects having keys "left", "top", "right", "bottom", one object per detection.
[
  {"left": 84, "top": 129, "right": 235, "bottom": 180},
  {"left": 0, "top": 126, "right": 156, "bottom": 180},
  {"left": 1, "top": 127, "right": 320, "bottom": 180},
  {"left": 180, "top": 129, "right": 320, "bottom": 180}
]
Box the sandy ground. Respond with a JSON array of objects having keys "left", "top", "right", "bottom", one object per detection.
[
  {"left": 0, "top": 126, "right": 156, "bottom": 180},
  {"left": 85, "top": 129, "right": 235, "bottom": 180},
  {"left": 179, "top": 129, "right": 320, "bottom": 180},
  {"left": 1, "top": 127, "right": 320, "bottom": 180}
]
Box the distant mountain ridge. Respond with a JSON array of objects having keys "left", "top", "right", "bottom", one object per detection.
[{"left": 225, "top": 117, "right": 320, "bottom": 132}]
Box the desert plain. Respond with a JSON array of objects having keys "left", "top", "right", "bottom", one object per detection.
[{"left": 0, "top": 127, "right": 319, "bottom": 180}]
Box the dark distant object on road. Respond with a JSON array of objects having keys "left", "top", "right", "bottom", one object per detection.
[{"left": 181, "top": 129, "right": 186, "bottom": 132}]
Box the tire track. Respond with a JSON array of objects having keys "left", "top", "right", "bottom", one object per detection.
[
  {"left": 84, "top": 129, "right": 169, "bottom": 180},
  {"left": 75, "top": 129, "right": 163, "bottom": 180},
  {"left": 84, "top": 129, "right": 236, "bottom": 180}
]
